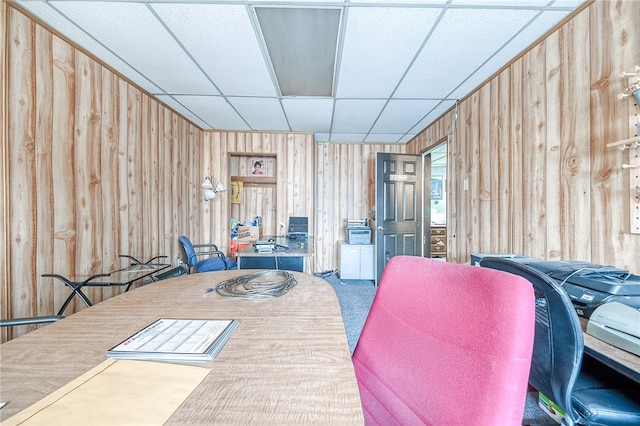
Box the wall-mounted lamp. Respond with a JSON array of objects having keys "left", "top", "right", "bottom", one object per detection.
[{"left": 201, "top": 177, "right": 226, "bottom": 201}]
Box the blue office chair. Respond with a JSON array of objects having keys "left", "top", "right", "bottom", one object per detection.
[
  {"left": 479, "top": 257, "right": 640, "bottom": 426},
  {"left": 178, "top": 236, "right": 236, "bottom": 274}
]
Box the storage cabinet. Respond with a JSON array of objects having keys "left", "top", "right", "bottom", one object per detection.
[
  {"left": 430, "top": 226, "right": 447, "bottom": 259},
  {"left": 339, "top": 242, "right": 375, "bottom": 280}
]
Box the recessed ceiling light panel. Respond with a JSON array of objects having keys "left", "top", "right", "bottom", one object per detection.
[{"left": 255, "top": 7, "right": 341, "bottom": 97}]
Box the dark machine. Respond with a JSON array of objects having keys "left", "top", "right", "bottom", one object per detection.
[
  {"left": 471, "top": 254, "right": 640, "bottom": 318},
  {"left": 526, "top": 260, "right": 640, "bottom": 318},
  {"left": 288, "top": 216, "right": 308, "bottom": 240}
]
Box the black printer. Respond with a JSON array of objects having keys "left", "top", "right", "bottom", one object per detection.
[{"left": 526, "top": 260, "right": 640, "bottom": 318}]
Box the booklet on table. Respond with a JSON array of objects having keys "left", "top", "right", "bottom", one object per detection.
[{"left": 107, "top": 318, "right": 239, "bottom": 363}]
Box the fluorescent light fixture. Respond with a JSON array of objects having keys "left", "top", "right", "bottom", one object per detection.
[{"left": 256, "top": 7, "right": 340, "bottom": 97}]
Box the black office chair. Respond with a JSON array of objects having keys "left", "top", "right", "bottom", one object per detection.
[
  {"left": 178, "top": 236, "right": 236, "bottom": 274},
  {"left": 480, "top": 257, "right": 640, "bottom": 426}
]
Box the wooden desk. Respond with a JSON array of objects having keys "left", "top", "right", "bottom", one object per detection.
[
  {"left": 580, "top": 317, "right": 640, "bottom": 383},
  {"left": 236, "top": 236, "right": 314, "bottom": 273},
  {"left": 0, "top": 270, "right": 363, "bottom": 424}
]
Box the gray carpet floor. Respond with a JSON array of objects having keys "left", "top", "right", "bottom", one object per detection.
[{"left": 321, "top": 271, "right": 556, "bottom": 425}]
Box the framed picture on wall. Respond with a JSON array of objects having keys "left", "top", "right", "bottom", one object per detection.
[
  {"left": 249, "top": 157, "right": 266, "bottom": 176},
  {"left": 431, "top": 176, "right": 443, "bottom": 200}
]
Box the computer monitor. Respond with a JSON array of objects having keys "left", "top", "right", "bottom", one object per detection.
[{"left": 288, "top": 216, "right": 308, "bottom": 240}]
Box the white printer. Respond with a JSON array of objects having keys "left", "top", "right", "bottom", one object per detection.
[
  {"left": 346, "top": 219, "right": 371, "bottom": 245},
  {"left": 586, "top": 302, "right": 640, "bottom": 356}
]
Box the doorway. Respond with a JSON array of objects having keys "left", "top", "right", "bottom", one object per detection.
[
  {"left": 424, "top": 142, "right": 447, "bottom": 260},
  {"left": 374, "top": 153, "right": 423, "bottom": 282}
]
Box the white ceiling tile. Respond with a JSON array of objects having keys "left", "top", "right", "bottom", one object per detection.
[
  {"left": 154, "top": 95, "right": 209, "bottom": 128},
  {"left": 399, "top": 133, "right": 418, "bottom": 143},
  {"left": 349, "top": 0, "right": 447, "bottom": 4},
  {"left": 395, "top": 7, "right": 539, "bottom": 98},
  {"left": 372, "top": 99, "right": 441, "bottom": 133},
  {"left": 251, "top": 0, "right": 347, "bottom": 3},
  {"left": 14, "top": 0, "right": 588, "bottom": 143},
  {"left": 409, "top": 99, "right": 458, "bottom": 133},
  {"left": 282, "top": 98, "right": 335, "bottom": 133},
  {"left": 329, "top": 133, "right": 369, "bottom": 143},
  {"left": 172, "top": 96, "right": 250, "bottom": 130},
  {"left": 364, "top": 133, "right": 404, "bottom": 143},
  {"left": 51, "top": 1, "right": 219, "bottom": 95},
  {"left": 449, "top": 10, "right": 574, "bottom": 99},
  {"left": 14, "top": 1, "right": 163, "bottom": 94},
  {"left": 552, "top": 0, "right": 588, "bottom": 6},
  {"left": 332, "top": 99, "right": 387, "bottom": 133},
  {"left": 450, "top": 0, "right": 587, "bottom": 6},
  {"left": 151, "top": 4, "right": 277, "bottom": 96},
  {"left": 228, "top": 97, "right": 289, "bottom": 131},
  {"left": 450, "top": 0, "right": 551, "bottom": 5},
  {"left": 314, "top": 133, "right": 331, "bottom": 142},
  {"left": 336, "top": 7, "right": 441, "bottom": 98}
]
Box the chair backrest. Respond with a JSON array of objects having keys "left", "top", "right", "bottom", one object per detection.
[
  {"left": 479, "top": 257, "right": 583, "bottom": 425},
  {"left": 352, "top": 256, "right": 535, "bottom": 425},
  {"left": 178, "top": 236, "right": 197, "bottom": 268}
]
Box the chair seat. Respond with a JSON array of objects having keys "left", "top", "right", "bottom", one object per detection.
[
  {"left": 196, "top": 256, "right": 236, "bottom": 273},
  {"left": 572, "top": 356, "right": 640, "bottom": 426},
  {"left": 572, "top": 388, "right": 640, "bottom": 425}
]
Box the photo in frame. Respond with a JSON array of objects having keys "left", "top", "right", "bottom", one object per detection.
[
  {"left": 249, "top": 157, "right": 266, "bottom": 176},
  {"left": 431, "top": 176, "right": 443, "bottom": 200}
]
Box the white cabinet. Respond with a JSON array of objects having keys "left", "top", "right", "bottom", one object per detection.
[{"left": 339, "top": 242, "right": 375, "bottom": 280}]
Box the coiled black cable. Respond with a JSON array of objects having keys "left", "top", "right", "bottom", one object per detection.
[{"left": 216, "top": 270, "right": 297, "bottom": 299}]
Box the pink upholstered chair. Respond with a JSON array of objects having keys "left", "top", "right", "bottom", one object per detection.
[{"left": 352, "top": 256, "right": 535, "bottom": 425}]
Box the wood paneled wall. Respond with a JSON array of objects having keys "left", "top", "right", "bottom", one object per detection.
[
  {"left": 407, "top": 0, "right": 640, "bottom": 274},
  {"left": 314, "top": 143, "right": 405, "bottom": 273},
  {"left": 2, "top": 7, "right": 205, "bottom": 340},
  {"left": 6, "top": 0, "right": 638, "bottom": 342},
  {"left": 200, "top": 131, "right": 316, "bottom": 254},
  {"left": 3, "top": 4, "right": 393, "bottom": 342},
  {"left": 1, "top": 1, "right": 9, "bottom": 335}
]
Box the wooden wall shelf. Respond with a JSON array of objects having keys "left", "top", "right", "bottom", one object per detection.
[{"left": 231, "top": 176, "right": 277, "bottom": 187}]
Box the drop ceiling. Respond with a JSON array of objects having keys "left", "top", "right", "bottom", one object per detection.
[{"left": 14, "top": 0, "right": 587, "bottom": 144}]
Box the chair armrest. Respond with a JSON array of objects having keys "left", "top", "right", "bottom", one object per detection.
[
  {"left": 194, "top": 249, "right": 225, "bottom": 257},
  {"left": 193, "top": 243, "right": 220, "bottom": 251},
  {"left": 0, "top": 315, "right": 64, "bottom": 327}
]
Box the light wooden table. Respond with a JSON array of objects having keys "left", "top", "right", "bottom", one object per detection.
[{"left": 0, "top": 269, "right": 364, "bottom": 424}]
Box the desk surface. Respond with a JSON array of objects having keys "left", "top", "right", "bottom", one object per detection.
[
  {"left": 0, "top": 270, "right": 363, "bottom": 424},
  {"left": 237, "top": 236, "right": 314, "bottom": 258},
  {"left": 580, "top": 317, "right": 640, "bottom": 383}
]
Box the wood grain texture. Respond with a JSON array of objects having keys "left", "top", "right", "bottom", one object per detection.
[
  {"left": 407, "top": 0, "right": 639, "bottom": 275},
  {"left": 1, "top": 0, "right": 9, "bottom": 343},
  {"left": 4, "top": 8, "right": 207, "bottom": 338},
  {"left": 314, "top": 143, "right": 405, "bottom": 272},
  {"left": 4, "top": 0, "right": 640, "bottom": 343},
  {"left": 0, "top": 270, "right": 364, "bottom": 424},
  {"left": 0, "top": 270, "right": 363, "bottom": 424}
]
